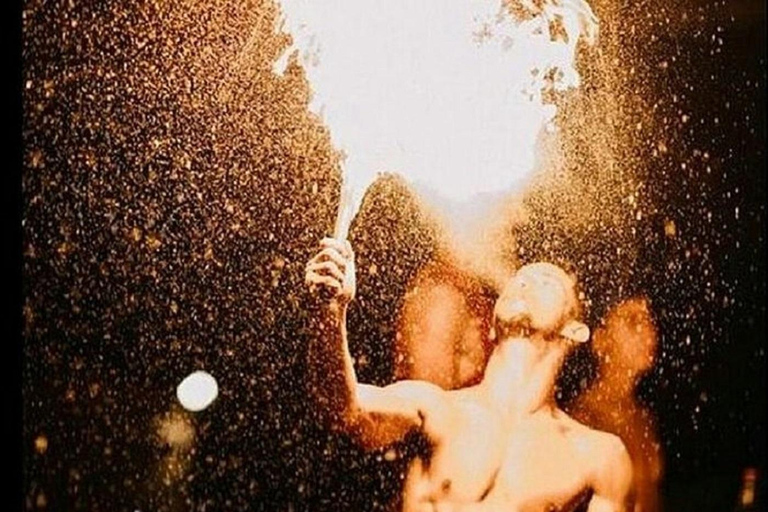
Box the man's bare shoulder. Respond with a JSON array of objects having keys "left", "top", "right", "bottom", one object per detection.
[
  {"left": 559, "top": 411, "right": 634, "bottom": 502},
  {"left": 344, "top": 381, "right": 452, "bottom": 449},
  {"left": 362, "top": 379, "right": 446, "bottom": 398},
  {"left": 574, "top": 422, "right": 634, "bottom": 508},
  {"left": 446, "top": 383, "right": 485, "bottom": 401},
  {"left": 558, "top": 411, "right": 631, "bottom": 464},
  {"left": 357, "top": 379, "right": 450, "bottom": 417},
  {"left": 357, "top": 380, "right": 466, "bottom": 441}
]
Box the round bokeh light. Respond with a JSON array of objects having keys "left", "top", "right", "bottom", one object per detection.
[{"left": 176, "top": 371, "right": 219, "bottom": 412}]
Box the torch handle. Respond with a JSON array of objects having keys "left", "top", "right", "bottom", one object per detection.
[
  {"left": 333, "top": 172, "right": 373, "bottom": 241},
  {"left": 333, "top": 177, "right": 355, "bottom": 241}
]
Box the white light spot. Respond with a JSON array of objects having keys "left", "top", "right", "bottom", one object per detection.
[{"left": 176, "top": 371, "right": 218, "bottom": 412}]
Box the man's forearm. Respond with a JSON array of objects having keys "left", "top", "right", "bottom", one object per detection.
[{"left": 308, "top": 303, "right": 361, "bottom": 427}]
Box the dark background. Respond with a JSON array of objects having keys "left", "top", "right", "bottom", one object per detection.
[
  {"left": 638, "top": 2, "right": 766, "bottom": 508},
  {"left": 20, "top": 0, "right": 765, "bottom": 510}
]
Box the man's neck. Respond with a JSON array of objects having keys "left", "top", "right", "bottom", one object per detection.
[{"left": 481, "top": 335, "right": 566, "bottom": 420}]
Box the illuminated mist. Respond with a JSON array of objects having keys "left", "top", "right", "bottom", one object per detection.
[{"left": 275, "top": 0, "right": 599, "bottom": 243}]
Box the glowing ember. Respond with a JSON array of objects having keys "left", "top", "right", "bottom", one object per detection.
[
  {"left": 176, "top": 371, "right": 219, "bottom": 412},
  {"left": 275, "top": 0, "right": 598, "bottom": 238}
]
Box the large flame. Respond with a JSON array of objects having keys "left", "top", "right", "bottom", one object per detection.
[{"left": 275, "top": 0, "right": 598, "bottom": 239}]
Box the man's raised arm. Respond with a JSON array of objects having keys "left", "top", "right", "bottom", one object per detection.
[{"left": 304, "top": 238, "right": 446, "bottom": 450}]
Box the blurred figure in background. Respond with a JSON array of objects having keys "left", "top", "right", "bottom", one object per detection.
[
  {"left": 569, "top": 297, "right": 663, "bottom": 512},
  {"left": 395, "top": 260, "right": 495, "bottom": 390}
]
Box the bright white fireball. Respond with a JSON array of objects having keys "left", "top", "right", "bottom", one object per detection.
[{"left": 274, "top": 0, "right": 597, "bottom": 214}]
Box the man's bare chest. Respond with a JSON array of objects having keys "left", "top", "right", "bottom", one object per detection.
[
  {"left": 490, "top": 419, "right": 594, "bottom": 510},
  {"left": 404, "top": 410, "right": 595, "bottom": 510}
]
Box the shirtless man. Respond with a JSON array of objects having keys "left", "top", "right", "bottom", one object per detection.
[{"left": 305, "top": 238, "right": 634, "bottom": 511}]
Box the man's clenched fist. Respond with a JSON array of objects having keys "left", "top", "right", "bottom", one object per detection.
[{"left": 305, "top": 238, "right": 356, "bottom": 307}]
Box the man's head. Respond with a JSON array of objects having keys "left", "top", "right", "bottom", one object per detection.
[{"left": 492, "top": 262, "right": 589, "bottom": 343}]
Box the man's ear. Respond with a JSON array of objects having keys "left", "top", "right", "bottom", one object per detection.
[{"left": 560, "top": 320, "right": 590, "bottom": 343}]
